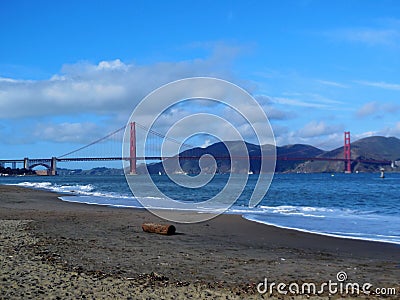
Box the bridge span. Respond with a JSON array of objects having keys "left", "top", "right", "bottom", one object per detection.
[
  {"left": 1, "top": 155, "right": 393, "bottom": 176},
  {"left": 0, "top": 125, "right": 394, "bottom": 175}
]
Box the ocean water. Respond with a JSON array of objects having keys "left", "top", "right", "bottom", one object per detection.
[{"left": 1, "top": 173, "right": 399, "bottom": 245}]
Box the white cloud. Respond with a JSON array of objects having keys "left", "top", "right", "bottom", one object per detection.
[
  {"left": 275, "top": 130, "right": 343, "bottom": 150},
  {"left": 272, "top": 97, "right": 332, "bottom": 109},
  {"left": 265, "top": 107, "right": 295, "bottom": 120},
  {"left": 354, "top": 131, "right": 379, "bottom": 140},
  {"left": 0, "top": 53, "right": 247, "bottom": 148},
  {"left": 297, "top": 121, "right": 343, "bottom": 138},
  {"left": 0, "top": 57, "right": 235, "bottom": 120},
  {"left": 355, "top": 80, "right": 400, "bottom": 90},
  {"left": 325, "top": 27, "right": 400, "bottom": 47},
  {"left": 356, "top": 101, "right": 400, "bottom": 118},
  {"left": 254, "top": 95, "right": 273, "bottom": 105},
  {"left": 33, "top": 122, "right": 103, "bottom": 143},
  {"left": 273, "top": 92, "right": 346, "bottom": 110},
  {"left": 355, "top": 123, "right": 400, "bottom": 139},
  {"left": 270, "top": 120, "right": 345, "bottom": 150},
  {"left": 356, "top": 101, "right": 379, "bottom": 118},
  {"left": 306, "top": 93, "right": 344, "bottom": 105},
  {"left": 96, "top": 59, "right": 127, "bottom": 71},
  {"left": 254, "top": 95, "right": 295, "bottom": 120},
  {"left": 316, "top": 80, "right": 348, "bottom": 88},
  {"left": 377, "top": 122, "right": 400, "bottom": 137},
  {"left": 201, "top": 139, "right": 213, "bottom": 148},
  {"left": 0, "top": 77, "right": 18, "bottom": 83}
]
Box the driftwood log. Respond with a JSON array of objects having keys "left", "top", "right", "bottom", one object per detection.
[{"left": 141, "top": 223, "right": 176, "bottom": 235}]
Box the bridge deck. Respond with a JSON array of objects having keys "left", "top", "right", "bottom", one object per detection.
[{"left": 1, "top": 156, "right": 392, "bottom": 164}]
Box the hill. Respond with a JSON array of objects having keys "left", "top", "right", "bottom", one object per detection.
[
  {"left": 294, "top": 136, "right": 400, "bottom": 173},
  {"left": 141, "top": 141, "right": 326, "bottom": 174},
  {"left": 57, "top": 167, "right": 124, "bottom": 176},
  {"left": 275, "top": 144, "right": 324, "bottom": 172},
  {"left": 140, "top": 136, "right": 400, "bottom": 174}
]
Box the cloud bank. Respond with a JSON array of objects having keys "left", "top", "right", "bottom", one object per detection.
[
  {"left": 0, "top": 58, "right": 234, "bottom": 120},
  {"left": 356, "top": 101, "right": 400, "bottom": 118}
]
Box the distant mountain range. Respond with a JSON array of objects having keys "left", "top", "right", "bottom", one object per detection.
[
  {"left": 57, "top": 167, "right": 124, "bottom": 176},
  {"left": 140, "top": 136, "right": 400, "bottom": 174}
]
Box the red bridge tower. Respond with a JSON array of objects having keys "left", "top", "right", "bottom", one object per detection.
[{"left": 344, "top": 131, "right": 351, "bottom": 173}]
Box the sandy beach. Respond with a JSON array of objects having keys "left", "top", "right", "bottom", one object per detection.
[{"left": 0, "top": 185, "right": 399, "bottom": 299}]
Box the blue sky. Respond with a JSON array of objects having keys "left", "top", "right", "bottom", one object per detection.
[{"left": 1, "top": 0, "right": 400, "bottom": 167}]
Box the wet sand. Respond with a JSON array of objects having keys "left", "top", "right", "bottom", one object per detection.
[{"left": 0, "top": 185, "right": 399, "bottom": 299}]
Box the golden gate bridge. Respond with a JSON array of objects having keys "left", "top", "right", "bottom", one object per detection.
[{"left": 0, "top": 123, "right": 393, "bottom": 175}]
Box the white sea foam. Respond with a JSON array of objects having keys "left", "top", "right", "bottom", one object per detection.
[
  {"left": 11, "top": 181, "right": 95, "bottom": 195},
  {"left": 243, "top": 215, "right": 400, "bottom": 245},
  {"left": 253, "top": 205, "right": 334, "bottom": 218},
  {"left": 13, "top": 181, "right": 53, "bottom": 189}
]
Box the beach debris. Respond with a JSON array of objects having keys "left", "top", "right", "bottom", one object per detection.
[
  {"left": 141, "top": 223, "right": 176, "bottom": 235},
  {"left": 150, "top": 272, "right": 168, "bottom": 281}
]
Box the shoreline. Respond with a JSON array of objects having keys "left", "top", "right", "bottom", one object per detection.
[
  {"left": 242, "top": 215, "right": 400, "bottom": 246},
  {"left": 1, "top": 185, "right": 399, "bottom": 298},
  {"left": 6, "top": 173, "right": 400, "bottom": 246},
  {"left": 62, "top": 194, "right": 400, "bottom": 246},
  {"left": 58, "top": 190, "right": 400, "bottom": 246}
]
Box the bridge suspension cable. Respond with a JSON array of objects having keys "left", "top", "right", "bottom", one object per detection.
[
  {"left": 58, "top": 125, "right": 127, "bottom": 158},
  {"left": 135, "top": 122, "right": 194, "bottom": 151},
  {"left": 57, "top": 122, "right": 195, "bottom": 160}
]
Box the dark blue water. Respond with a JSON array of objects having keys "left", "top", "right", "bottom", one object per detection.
[{"left": 1, "top": 173, "right": 399, "bottom": 244}]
